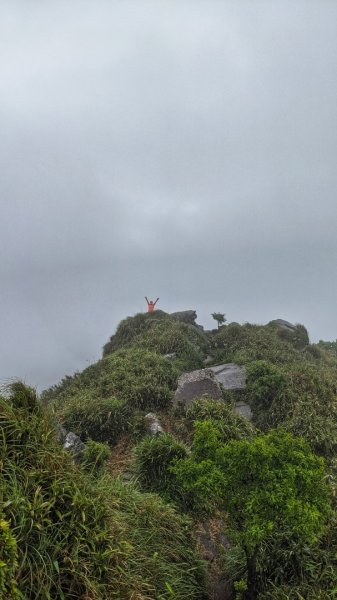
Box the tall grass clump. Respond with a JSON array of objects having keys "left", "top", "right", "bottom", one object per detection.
[
  {"left": 44, "top": 348, "right": 178, "bottom": 412},
  {"left": 0, "top": 382, "right": 206, "bottom": 599},
  {"left": 57, "top": 393, "right": 132, "bottom": 444},
  {"left": 211, "top": 322, "right": 306, "bottom": 366},
  {"left": 102, "top": 311, "right": 209, "bottom": 371},
  {"left": 133, "top": 433, "right": 188, "bottom": 499}
]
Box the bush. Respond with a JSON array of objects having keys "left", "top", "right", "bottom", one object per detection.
[
  {"left": 133, "top": 433, "right": 188, "bottom": 498},
  {"left": 102, "top": 311, "right": 209, "bottom": 373},
  {"left": 244, "top": 361, "right": 287, "bottom": 429},
  {"left": 185, "top": 398, "right": 255, "bottom": 443},
  {"left": 211, "top": 322, "right": 305, "bottom": 366},
  {"left": 102, "top": 310, "right": 170, "bottom": 355},
  {"left": 0, "top": 516, "right": 20, "bottom": 599},
  {"left": 58, "top": 394, "right": 131, "bottom": 445}
]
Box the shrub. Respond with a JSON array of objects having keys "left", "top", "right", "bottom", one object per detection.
[
  {"left": 211, "top": 322, "right": 304, "bottom": 366},
  {"left": 133, "top": 433, "right": 188, "bottom": 498},
  {"left": 102, "top": 310, "right": 172, "bottom": 355},
  {"left": 102, "top": 312, "right": 209, "bottom": 372},
  {"left": 172, "top": 424, "right": 332, "bottom": 598},
  {"left": 244, "top": 361, "right": 287, "bottom": 429},
  {"left": 0, "top": 516, "right": 20, "bottom": 599},
  {"left": 58, "top": 394, "right": 131, "bottom": 445},
  {"left": 185, "top": 398, "right": 255, "bottom": 443}
]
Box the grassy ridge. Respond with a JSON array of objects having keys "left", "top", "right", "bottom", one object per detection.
[{"left": 5, "top": 313, "right": 337, "bottom": 599}]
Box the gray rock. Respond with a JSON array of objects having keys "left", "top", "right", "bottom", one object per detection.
[
  {"left": 234, "top": 400, "right": 252, "bottom": 421},
  {"left": 174, "top": 368, "right": 222, "bottom": 406},
  {"left": 170, "top": 310, "right": 198, "bottom": 326},
  {"left": 269, "top": 318, "right": 297, "bottom": 331},
  {"left": 164, "top": 352, "right": 177, "bottom": 360},
  {"left": 63, "top": 432, "right": 86, "bottom": 463},
  {"left": 145, "top": 412, "right": 164, "bottom": 435},
  {"left": 210, "top": 363, "right": 246, "bottom": 390}
]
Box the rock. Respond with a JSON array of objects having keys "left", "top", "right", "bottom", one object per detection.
[
  {"left": 170, "top": 310, "right": 197, "bottom": 324},
  {"left": 63, "top": 432, "right": 86, "bottom": 463},
  {"left": 268, "top": 319, "right": 297, "bottom": 331},
  {"left": 174, "top": 368, "right": 222, "bottom": 406},
  {"left": 164, "top": 352, "right": 177, "bottom": 360},
  {"left": 145, "top": 412, "right": 164, "bottom": 435},
  {"left": 234, "top": 400, "right": 252, "bottom": 421},
  {"left": 210, "top": 363, "right": 246, "bottom": 390}
]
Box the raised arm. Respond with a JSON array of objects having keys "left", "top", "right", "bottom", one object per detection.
[
  {"left": 145, "top": 296, "right": 149, "bottom": 304},
  {"left": 154, "top": 298, "right": 159, "bottom": 306}
]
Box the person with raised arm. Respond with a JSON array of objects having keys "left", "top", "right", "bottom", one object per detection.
[{"left": 145, "top": 297, "right": 159, "bottom": 313}]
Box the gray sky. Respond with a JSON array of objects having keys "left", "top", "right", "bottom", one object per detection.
[{"left": 1, "top": 0, "right": 337, "bottom": 390}]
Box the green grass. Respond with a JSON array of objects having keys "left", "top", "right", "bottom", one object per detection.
[
  {"left": 0, "top": 383, "right": 206, "bottom": 599},
  {"left": 43, "top": 348, "right": 178, "bottom": 412}
]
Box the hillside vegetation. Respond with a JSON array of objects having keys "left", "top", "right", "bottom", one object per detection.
[{"left": 2, "top": 311, "right": 337, "bottom": 599}]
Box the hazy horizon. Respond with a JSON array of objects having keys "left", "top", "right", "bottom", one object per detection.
[{"left": 1, "top": 0, "right": 337, "bottom": 390}]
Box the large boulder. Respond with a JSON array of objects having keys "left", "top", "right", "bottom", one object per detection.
[
  {"left": 174, "top": 368, "right": 222, "bottom": 406},
  {"left": 210, "top": 363, "right": 246, "bottom": 390}
]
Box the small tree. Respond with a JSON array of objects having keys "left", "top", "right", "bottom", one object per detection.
[
  {"left": 211, "top": 312, "right": 226, "bottom": 329},
  {"left": 172, "top": 424, "right": 331, "bottom": 599}
]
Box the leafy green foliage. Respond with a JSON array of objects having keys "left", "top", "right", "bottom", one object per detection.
[
  {"left": 0, "top": 516, "right": 20, "bottom": 599},
  {"left": 185, "top": 398, "right": 255, "bottom": 443},
  {"left": 0, "top": 383, "right": 206, "bottom": 599},
  {"left": 245, "top": 363, "right": 337, "bottom": 457},
  {"left": 245, "top": 361, "right": 287, "bottom": 412},
  {"left": 172, "top": 424, "right": 331, "bottom": 598}
]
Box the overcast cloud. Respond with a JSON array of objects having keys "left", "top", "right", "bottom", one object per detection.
[{"left": 1, "top": 0, "right": 337, "bottom": 390}]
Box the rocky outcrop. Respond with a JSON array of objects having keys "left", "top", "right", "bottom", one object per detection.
[
  {"left": 174, "top": 369, "right": 222, "bottom": 406},
  {"left": 268, "top": 319, "right": 296, "bottom": 331},
  {"left": 170, "top": 310, "right": 198, "bottom": 325},
  {"left": 173, "top": 363, "right": 252, "bottom": 422},
  {"left": 170, "top": 310, "right": 204, "bottom": 330}
]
